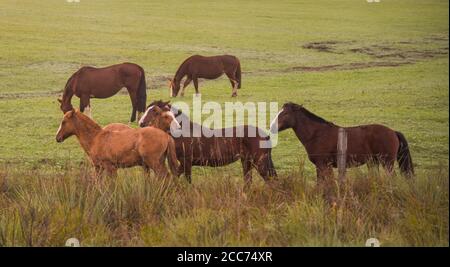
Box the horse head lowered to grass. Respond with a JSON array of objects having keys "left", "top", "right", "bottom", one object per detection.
[
  {"left": 58, "top": 62, "right": 147, "bottom": 122},
  {"left": 168, "top": 55, "right": 241, "bottom": 97},
  {"left": 56, "top": 109, "right": 179, "bottom": 178}
]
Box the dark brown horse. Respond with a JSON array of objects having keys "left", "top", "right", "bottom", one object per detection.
[
  {"left": 139, "top": 100, "right": 276, "bottom": 188},
  {"left": 169, "top": 55, "right": 241, "bottom": 97},
  {"left": 58, "top": 62, "right": 147, "bottom": 122},
  {"left": 270, "top": 102, "right": 414, "bottom": 182}
]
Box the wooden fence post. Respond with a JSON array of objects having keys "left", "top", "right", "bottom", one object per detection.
[{"left": 337, "top": 128, "right": 347, "bottom": 183}]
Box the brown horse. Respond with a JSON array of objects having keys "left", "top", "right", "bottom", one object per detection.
[
  {"left": 169, "top": 55, "right": 241, "bottom": 97},
  {"left": 58, "top": 62, "right": 147, "bottom": 122},
  {"left": 139, "top": 100, "right": 277, "bottom": 188},
  {"left": 270, "top": 102, "right": 414, "bottom": 182},
  {"left": 56, "top": 109, "right": 179, "bottom": 178}
]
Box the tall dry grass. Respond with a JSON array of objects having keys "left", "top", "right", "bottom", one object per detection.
[{"left": 0, "top": 162, "right": 447, "bottom": 247}]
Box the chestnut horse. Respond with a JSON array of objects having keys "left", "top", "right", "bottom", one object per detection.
[
  {"left": 58, "top": 62, "right": 147, "bottom": 122},
  {"left": 270, "top": 102, "right": 414, "bottom": 182},
  {"left": 56, "top": 109, "right": 179, "bottom": 178},
  {"left": 139, "top": 100, "right": 277, "bottom": 188},
  {"left": 169, "top": 55, "right": 241, "bottom": 97}
]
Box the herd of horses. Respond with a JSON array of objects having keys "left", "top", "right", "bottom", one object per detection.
[{"left": 56, "top": 54, "right": 414, "bottom": 188}]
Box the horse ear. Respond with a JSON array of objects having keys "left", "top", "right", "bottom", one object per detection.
[
  {"left": 153, "top": 106, "right": 162, "bottom": 114},
  {"left": 66, "top": 109, "right": 74, "bottom": 118}
]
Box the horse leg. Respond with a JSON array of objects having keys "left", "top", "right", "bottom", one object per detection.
[
  {"left": 254, "top": 155, "right": 270, "bottom": 181},
  {"left": 142, "top": 164, "right": 151, "bottom": 177},
  {"left": 192, "top": 76, "right": 200, "bottom": 96},
  {"left": 381, "top": 157, "right": 395, "bottom": 177},
  {"left": 225, "top": 72, "right": 238, "bottom": 97},
  {"left": 241, "top": 157, "right": 253, "bottom": 190},
  {"left": 183, "top": 161, "right": 193, "bottom": 183},
  {"left": 316, "top": 164, "right": 334, "bottom": 185},
  {"left": 105, "top": 164, "right": 117, "bottom": 177},
  {"left": 146, "top": 157, "right": 169, "bottom": 179},
  {"left": 180, "top": 76, "right": 192, "bottom": 97},
  {"left": 80, "top": 95, "right": 92, "bottom": 118},
  {"left": 156, "top": 162, "right": 169, "bottom": 179},
  {"left": 316, "top": 164, "right": 336, "bottom": 203},
  {"left": 367, "top": 159, "right": 380, "bottom": 178},
  {"left": 94, "top": 165, "right": 104, "bottom": 179}
]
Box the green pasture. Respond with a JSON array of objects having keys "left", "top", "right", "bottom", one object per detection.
[{"left": 0, "top": 0, "right": 448, "bottom": 246}]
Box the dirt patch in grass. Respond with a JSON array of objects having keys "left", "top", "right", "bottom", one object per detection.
[
  {"left": 349, "top": 45, "right": 448, "bottom": 60},
  {"left": 289, "top": 61, "right": 413, "bottom": 72},
  {"left": 302, "top": 37, "right": 448, "bottom": 62},
  {"left": 148, "top": 75, "right": 172, "bottom": 89},
  {"left": 302, "top": 41, "right": 339, "bottom": 53},
  {"left": 3, "top": 37, "right": 447, "bottom": 100},
  {"left": 302, "top": 41, "right": 353, "bottom": 53}
]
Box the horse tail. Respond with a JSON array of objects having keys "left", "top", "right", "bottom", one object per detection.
[
  {"left": 236, "top": 59, "right": 242, "bottom": 89},
  {"left": 166, "top": 136, "right": 180, "bottom": 178},
  {"left": 134, "top": 67, "right": 147, "bottom": 122},
  {"left": 395, "top": 131, "right": 414, "bottom": 177}
]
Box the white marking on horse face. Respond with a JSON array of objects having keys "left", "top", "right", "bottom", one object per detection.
[
  {"left": 167, "top": 111, "right": 181, "bottom": 129},
  {"left": 270, "top": 108, "right": 284, "bottom": 133},
  {"left": 169, "top": 84, "right": 173, "bottom": 97},
  {"left": 169, "top": 105, "right": 179, "bottom": 113},
  {"left": 139, "top": 105, "right": 154, "bottom": 126},
  {"left": 56, "top": 121, "right": 63, "bottom": 136}
]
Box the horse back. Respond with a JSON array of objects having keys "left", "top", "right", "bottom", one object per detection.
[
  {"left": 345, "top": 124, "right": 399, "bottom": 157},
  {"left": 182, "top": 55, "right": 239, "bottom": 78},
  {"left": 137, "top": 127, "right": 170, "bottom": 155},
  {"left": 173, "top": 124, "right": 268, "bottom": 166},
  {"left": 74, "top": 63, "right": 143, "bottom": 97},
  {"left": 91, "top": 129, "right": 141, "bottom": 165}
]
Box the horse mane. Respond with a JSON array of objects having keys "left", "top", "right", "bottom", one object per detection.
[
  {"left": 285, "top": 102, "right": 335, "bottom": 126},
  {"left": 147, "top": 100, "right": 170, "bottom": 109},
  {"left": 74, "top": 111, "right": 102, "bottom": 132},
  {"left": 174, "top": 55, "right": 196, "bottom": 80}
]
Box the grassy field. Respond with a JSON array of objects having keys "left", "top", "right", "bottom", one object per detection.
[{"left": 0, "top": 0, "right": 448, "bottom": 246}]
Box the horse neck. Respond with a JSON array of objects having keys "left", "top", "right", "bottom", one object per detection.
[
  {"left": 174, "top": 62, "right": 188, "bottom": 84},
  {"left": 293, "top": 113, "right": 335, "bottom": 146},
  {"left": 62, "top": 78, "right": 75, "bottom": 110},
  {"left": 73, "top": 115, "right": 102, "bottom": 155},
  {"left": 155, "top": 117, "right": 170, "bottom": 132},
  {"left": 175, "top": 113, "right": 204, "bottom": 136}
]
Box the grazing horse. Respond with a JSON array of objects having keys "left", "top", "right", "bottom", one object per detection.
[
  {"left": 55, "top": 109, "right": 179, "bottom": 178},
  {"left": 139, "top": 100, "right": 277, "bottom": 188},
  {"left": 58, "top": 62, "right": 147, "bottom": 122},
  {"left": 270, "top": 102, "right": 414, "bottom": 182},
  {"left": 169, "top": 55, "right": 242, "bottom": 97}
]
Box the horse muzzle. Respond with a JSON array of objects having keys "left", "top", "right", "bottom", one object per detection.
[{"left": 269, "top": 123, "right": 279, "bottom": 134}]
